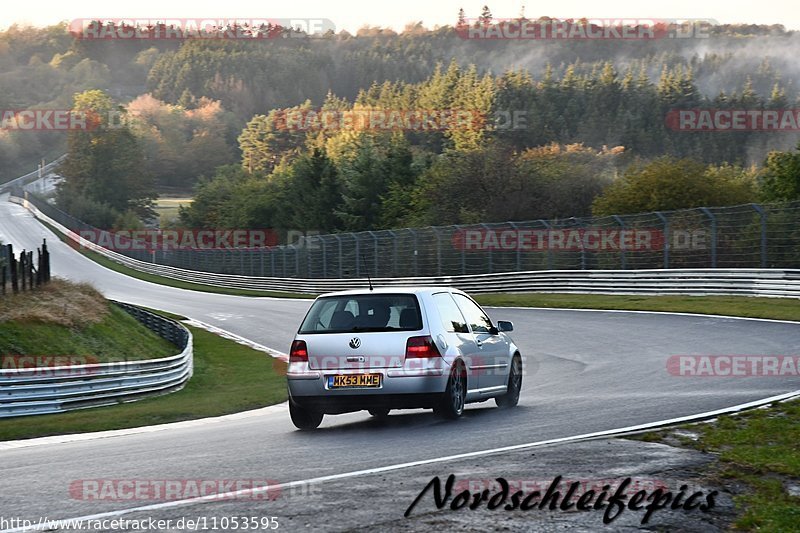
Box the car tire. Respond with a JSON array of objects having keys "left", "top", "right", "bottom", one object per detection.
[
  {"left": 435, "top": 361, "right": 467, "bottom": 419},
  {"left": 368, "top": 408, "right": 390, "bottom": 418},
  {"left": 289, "top": 400, "right": 323, "bottom": 430},
  {"left": 496, "top": 354, "right": 522, "bottom": 409}
]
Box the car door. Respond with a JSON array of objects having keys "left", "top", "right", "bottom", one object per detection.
[
  {"left": 431, "top": 292, "right": 481, "bottom": 391},
  {"left": 452, "top": 293, "right": 509, "bottom": 391}
]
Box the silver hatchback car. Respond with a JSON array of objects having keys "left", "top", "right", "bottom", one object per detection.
[{"left": 287, "top": 287, "right": 522, "bottom": 430}]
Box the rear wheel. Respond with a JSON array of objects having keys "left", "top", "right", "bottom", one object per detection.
[
  {"left": 496, "top": 354, "right": 522, "bottom": 409},
  {"left": 289, "top": 400, "right": 323, "bottom": 430},
  {"left": 435, "top": 361, "right": 466, "bottom": 419},
  {"left": 368, "top": 408, "right": 390, "bottom": 418}
]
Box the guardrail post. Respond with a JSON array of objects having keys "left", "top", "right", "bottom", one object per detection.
[
  {"left": 751, "top": 204, "right": 767, "bottom": 268},
  {"left": 612, "top": 215, "right": 626, "bottom": 269},
  {"left": 699, "top": 207, "right": 717, "bottom": 268},
  {"left": 654, "top": 212, "right": 669, "bottom": 269}
]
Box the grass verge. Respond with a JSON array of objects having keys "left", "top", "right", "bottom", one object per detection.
[
  {"left": 0, "top": 322, "right": 287, "bottom": 441},
  {"left": 475, "top": 293, "right": 800, "bottom": 322},
  {"left": 635, "top": 399, "right": 800, "bottom": 530},
  {"left": 0, "top": 279, "right": 175, "bottom": 363}
]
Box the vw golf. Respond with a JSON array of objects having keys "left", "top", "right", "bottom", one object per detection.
[{"left": 287, "top": 287, "right": 522, "bottom": 430}]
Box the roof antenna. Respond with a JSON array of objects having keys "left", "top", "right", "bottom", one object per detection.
[{"left": 362, "top": 255, "right": 374, "bottom": 291}]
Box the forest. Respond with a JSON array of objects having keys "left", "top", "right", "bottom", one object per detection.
[{"left": 1, "top": 10, "right": 799, "bottom": 235}]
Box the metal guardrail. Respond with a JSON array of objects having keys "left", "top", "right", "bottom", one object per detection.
[
  {"left": 0, "top": 155, "right": 66, "bottom": 193},
  {"left": 15, "top": 195, "right": 800, "bottom": 298},
  {"left": 0, "top": 302, "right": 193, "bottom": 418}
]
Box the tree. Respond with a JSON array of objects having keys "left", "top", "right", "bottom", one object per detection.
[
  {"left": 478, "top": 5, "right": 493, "bottom": 25},
  {"left": 58, "top": 90, "right": 155, "bottom": 226},
  {"left": 592, "top": 157, "right": 757, "bottom": 216},
  {"left": 760, "top": 143, "right": 800, "bottom": 202}
]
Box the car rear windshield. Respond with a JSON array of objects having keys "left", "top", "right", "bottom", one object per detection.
[{"left": 298, "top": 294, "right": 423, "bottom": 334}]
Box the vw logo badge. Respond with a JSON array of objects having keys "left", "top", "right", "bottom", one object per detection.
[{"left": 349, "top": 338, "right": 361, "bottom": 349}]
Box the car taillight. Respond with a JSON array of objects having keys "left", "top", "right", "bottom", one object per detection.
[
  {"left": 405, "top": 336, "right": 441, "bottom": 358},
  {"left": 290, "top": 340, "right": 308, "bottom": 363}
]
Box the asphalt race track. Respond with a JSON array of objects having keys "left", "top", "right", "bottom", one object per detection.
[{"left": 1, "top": 196, "right": 799, "bottom": 529}]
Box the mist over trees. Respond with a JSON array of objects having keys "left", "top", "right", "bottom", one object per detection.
[{"left": 2, "top": 12, "right": 800, "bottom": 232}]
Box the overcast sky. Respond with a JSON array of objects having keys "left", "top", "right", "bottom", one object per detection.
[{"left": 3, "top": 0, "right": 800, "bottom": 33}]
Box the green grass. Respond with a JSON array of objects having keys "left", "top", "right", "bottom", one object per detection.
[
  {"left": 154, "top": 196, "right": 192, "bottom": 227},
  {"left": 0, "top": 324, "right": 288, "bottom": 441},
  {"left": 639, "top": 400, "right": 800, "bottom": 531},
  {"left": 0, "top": 304, "right": 176, "bottom": 363},
  {"left": 475, "top": 293, "right": 800, "bottom": 322}
]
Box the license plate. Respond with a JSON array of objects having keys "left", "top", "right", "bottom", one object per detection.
[{"left": 328, "top": 373, "right": 381, "bottom": 389}]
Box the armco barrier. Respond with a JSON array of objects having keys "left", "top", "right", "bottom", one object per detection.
[
  {"left": 13, "top": 193, "right": 800, "bottom": 298},
  {"left": 0, "top": 302, "right": 192, "bottom": 418},
  {"left": 0, "top": 155, "right": 66, "bottom": 193}
]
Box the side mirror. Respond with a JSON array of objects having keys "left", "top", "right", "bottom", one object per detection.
[{"left": 496, "top": 320, "right": 514, "bottom": 333}]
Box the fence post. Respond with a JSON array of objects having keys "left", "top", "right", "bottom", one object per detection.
[
  {"left": 508, "top": 221, "right": 521, "bottom": 272},
  {"left": 387, "top": 230, "right": 397, "bottom": 276},
  {"left": 612, "top": 215, "right": 627, "bottom": 269},
  {"left": 19, "top": 250, "right": 26, "bottom": 290},
  {"left": 479, "top": 224, "right": 492, "bottom": 273},
  {"left": 431, "top": 227, "right": 442, "bottom": 277},
  {"left": 751, "top": 204, "right": 767, "bottom": 268},
  {"left": 321, "top": 237, "right": 328, "bottom": 278},
  {"left": 572, "top": 218, "right": 587, "bottom": 270},
  {"left": 355, "top": 235, "right": 361, "bottom": 277},
  {"left": 367, "top": 231, "right": 378, "bottom": 276},
  {"left": 537, "top": 220, "right": 552, "bottom": 270},
  {"left": 654, "top": 212, "right": 669, "bottom": 269},
  {"left": 699, "top": 207, "right": 717, "bottom": 268},
  {"left": 27, "top": 251, "right": 34, "bottom": 288},
  {"left": 410, "top": 229, "right": 418, "bottom": 277},
  {"left": 8, "top": 244, "right": 18, "bottom": 293},
  {"left": 334, "top": 235, "right": 342, "bottom": 278}
]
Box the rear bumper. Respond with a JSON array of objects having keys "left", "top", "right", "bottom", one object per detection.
[
  {"left": 287, "top": 364, "right": 449, "bottom": 414},
  {"left": 289, "top": 392, "right": 443, "bottom": 414}
]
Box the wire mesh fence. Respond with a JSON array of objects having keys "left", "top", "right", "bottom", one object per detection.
[{"left": 19, "top": 189, "right": 800, "bottom": 278}]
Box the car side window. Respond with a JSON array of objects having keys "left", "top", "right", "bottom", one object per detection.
[
  {"left": 452, "top": 294, "right": 493, "bottom": 334},
  {"left": 432, "top": 293, "right": 469, "bottom": 333}
]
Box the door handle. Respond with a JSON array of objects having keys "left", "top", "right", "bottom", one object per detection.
[{"left": 475, "top": 339, "right": 483, "bottom": 347}]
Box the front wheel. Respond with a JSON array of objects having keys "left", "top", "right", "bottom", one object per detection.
[
  {"left": 289, "top": 400, "right": 323, "bottom": 430},
  {"left": 496, "top": 354, "right": 522, "bottom": 409},
  {"left": 435, "top": 362, "right": 466, "bottom": 419}
]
